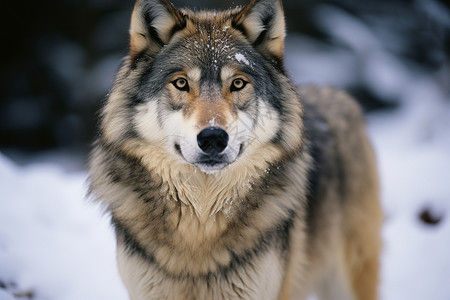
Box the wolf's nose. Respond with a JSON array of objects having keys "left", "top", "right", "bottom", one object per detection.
[{"left": 197, "top": 127, "right": 229, "bottom": 154}]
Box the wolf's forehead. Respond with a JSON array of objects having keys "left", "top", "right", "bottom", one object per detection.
[
  {"left": 176, "top": 22, "right": 257, "bottom": 79},
  {"left": 186, "top": 23, "right": 237, "bottom": 61}
]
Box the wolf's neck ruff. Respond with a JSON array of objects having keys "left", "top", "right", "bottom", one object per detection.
[
  {"left": 98, "top": 0, "right": 304, "bottom": 217},
  {"left": 120, "top": 137, "right": 285, "bottom": 218}
]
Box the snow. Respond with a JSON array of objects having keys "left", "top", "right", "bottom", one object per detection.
[
  {"left": 0, "top": 156, "right": 127, "bottom": 300},
  {"left": 287, "top": 5, "right": 450, "bottom": 299},
  {"left": 1, "top": 88, "right": 449, "bottom": 299},
  {"left": 235, "top": 53, "right": 250, "bottom": 66},
  {"left": 1, "top": 4, "right": 449, "bottom": 300},
  {"left": 369, "top": 87, "right": 450, "bottom": 300}
]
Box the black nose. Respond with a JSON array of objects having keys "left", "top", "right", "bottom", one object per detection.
[{"left": 197, "top": 127, "right": 229, "bottom": 154}]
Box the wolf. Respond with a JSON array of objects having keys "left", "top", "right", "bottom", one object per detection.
[{"left": 88, "top": 0, "right": 383, "bottom": 299}]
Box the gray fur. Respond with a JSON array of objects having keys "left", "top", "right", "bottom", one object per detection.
[{"left": 88, "top": 1, "right": 382, "bottom": 299}]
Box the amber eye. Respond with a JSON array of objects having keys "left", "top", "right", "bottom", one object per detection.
[
  {"left": 172, "top": 78, "right": 189, "bottom": 91},
  {"left": 231, "top": 78, "right": 247, "bottom": 92}
]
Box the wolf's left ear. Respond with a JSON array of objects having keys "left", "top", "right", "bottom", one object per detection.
[
  {"left": 233, "top": 0, "right": 286, "bottom": 65},
  {"left": 129, "top": 0, "right": 186, "bottom": 59}
]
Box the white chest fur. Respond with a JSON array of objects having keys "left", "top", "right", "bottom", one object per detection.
[{"left": 117, "top": 243, "right": 284, "bottom": 300}]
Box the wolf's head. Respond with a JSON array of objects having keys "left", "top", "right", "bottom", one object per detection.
[{"left": 101, "top": 0, "right": 303, "bottom": 175}]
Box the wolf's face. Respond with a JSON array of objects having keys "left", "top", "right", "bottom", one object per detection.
[
  {"left": 104, "top": 0, "right": 302, "bottom": 174},
  {"left": 132, "top": 23, "right": 283, "bottom": 174}
]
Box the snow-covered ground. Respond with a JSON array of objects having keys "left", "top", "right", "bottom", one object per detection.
[
  {"left": 0, "top": 156, "right": 127, "bottom": 300},
  {"left": 1, "top": 85, "right": 449, "bottom": 300},
  {"left": 1, "top": 3, "right": 449, "bottom": 299},
  {"left": 369, "top": 85, "right": 450, "bottom": 300}
]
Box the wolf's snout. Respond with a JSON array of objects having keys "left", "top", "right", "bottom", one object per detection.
[{"left": 197, "top": 127, "right": 229, "bottom": 154}]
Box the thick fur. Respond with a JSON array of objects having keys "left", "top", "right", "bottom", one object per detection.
[{"left": 88, "top": 0, "right": 382, "bottom": 299}]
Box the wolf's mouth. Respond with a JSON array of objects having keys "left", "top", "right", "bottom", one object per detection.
[
  {"left": 195, "top": 161, "right": 229, "bottom": 174},
  {"left": 197, "top": 159, "right": 227, "bottom": 166},
  {"left": 194, "top": 158, "right": 229, "bottom": 173},
  {"left": 174, "top": 142, "right": 244, "bottom": 174},
  {"left": 196, "top": 153, "right": 228, "bottom": 165},
  {"left": 174, "top": 143, "right": 183, "bottom": 156}
]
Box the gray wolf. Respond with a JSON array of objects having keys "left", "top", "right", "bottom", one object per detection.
[{"left": 88, "top": 0, "right": 383, "bottom": 299}]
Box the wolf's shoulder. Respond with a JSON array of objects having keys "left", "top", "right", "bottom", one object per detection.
[
  {"left": 298, "top": 85, "right": 365, "bottom": 134},
  {"left": 298, "top": 86, "right": 363, "bottom": 120}
]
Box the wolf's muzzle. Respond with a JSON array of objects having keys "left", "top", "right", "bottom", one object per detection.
[{"left": 197, "top": 127, "right": 229, "bottom": 155}]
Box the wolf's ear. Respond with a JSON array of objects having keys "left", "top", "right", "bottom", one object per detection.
[
  {"left": 129, "top": 0, "right": 186, "bottom": 59},
  {"left": 233, "top": 0, "right": 286, "bottom": 65}
]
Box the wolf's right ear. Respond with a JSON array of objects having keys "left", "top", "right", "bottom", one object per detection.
[
  {"left": 232, "top": 0, "right": 286, "bottom": 69},
  {"left": 129, "top": 0, "right": 186, "bottom": 59},
  {"left": 232, "top": 0, "right": 286, "bottom": 60}
]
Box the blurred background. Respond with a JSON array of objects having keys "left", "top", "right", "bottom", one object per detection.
[
  {"left": 1, "top": 0, "right": 448, "bottom": 158},
  {"left": 0, "top": 0, "right": 449, "bottom": 299}
]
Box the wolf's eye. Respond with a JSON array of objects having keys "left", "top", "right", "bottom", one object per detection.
[
  {"left": 231, "top": 78, "right": 247, "bottom": 92},
  {"left": 173, "top": 78, "right": 189, "bottom": 92}
]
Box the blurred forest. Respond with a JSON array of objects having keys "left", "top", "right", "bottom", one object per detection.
[{"left": 1, "top": 0, "right": 449, "bottom": 155}]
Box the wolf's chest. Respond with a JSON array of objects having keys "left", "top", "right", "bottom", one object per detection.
[{"left": 117, "top": 241, "right": 284, "bottom": 300}]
